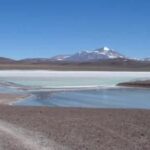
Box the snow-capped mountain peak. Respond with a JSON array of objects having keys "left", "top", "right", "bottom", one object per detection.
[
  {"left": 102, "top": 46, "right": 110, "bottom": 51},
  {"left": 93, "top": 47, "right": 125, "bottom": 59},
  {"left": 64, "top": 47, "right": 126, "bottom": 62},
  {"left": 48, "top": 46, "right": 126, "bottom": 62}
]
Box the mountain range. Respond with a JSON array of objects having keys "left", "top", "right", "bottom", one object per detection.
[
  {"left": 0, "top": 47, "right": 150, "bottom": 67},
  {"left": 15, "top": 46, "right": 148, "bottom": 63},
  {"left": 0, "top": 46, "right": 150, "bottom": 71}
]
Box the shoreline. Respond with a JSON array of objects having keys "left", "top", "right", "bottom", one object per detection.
[{"left": 0, "top": 91, "right": 150, "bottom": 149}]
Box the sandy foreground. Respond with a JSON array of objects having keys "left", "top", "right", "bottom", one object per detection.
[{"left": 0, "top": 105, "right": 150, "bottom": 150}]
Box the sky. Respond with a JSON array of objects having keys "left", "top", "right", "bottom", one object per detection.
[{"left": 0, "top": 0, "right": 150, "bottom": 59}]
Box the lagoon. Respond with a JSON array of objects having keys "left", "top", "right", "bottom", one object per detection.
[{"left": 0, "top": 71, "right": 150, "bottom": 109}]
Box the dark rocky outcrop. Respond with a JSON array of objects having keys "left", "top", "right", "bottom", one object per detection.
[{"left": 117, "top": 80, "right": 150, "bottom": 88}]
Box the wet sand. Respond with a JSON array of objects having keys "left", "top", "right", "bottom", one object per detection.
[
  {"left": 0, "top": 106, "right": 150, "bottom": 150},
  {"left": 0, "top": 93, "right": 29, "bottom": 105}
]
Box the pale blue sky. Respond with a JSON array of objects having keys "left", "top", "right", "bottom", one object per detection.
[{"left": 0, "top": 0, "right": 150, "bottom": 59}]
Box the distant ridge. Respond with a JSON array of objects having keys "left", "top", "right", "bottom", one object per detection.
[{"left": 0, "top": 57, "right": 15, "bottom": 63}]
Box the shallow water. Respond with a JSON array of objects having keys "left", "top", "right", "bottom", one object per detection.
[{"left": 16, "top": 88, "right": 150, "bottom": 109}]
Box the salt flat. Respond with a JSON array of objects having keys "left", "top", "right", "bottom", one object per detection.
[
  {"left": 0, "top": 70, "right": 150, "bottom": 77},
  {"left": 0, "top": 70, "right": 149, "bottom": 89}
]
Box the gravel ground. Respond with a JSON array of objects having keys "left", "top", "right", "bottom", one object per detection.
[
  {"left": 0, "top": 119, "right": 67, "bottom": 150},
  {"left": 0, "top": 106, "right": 150, "bottom": 150}
]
